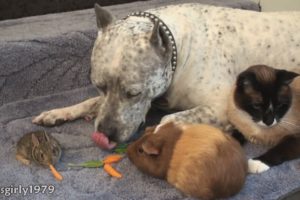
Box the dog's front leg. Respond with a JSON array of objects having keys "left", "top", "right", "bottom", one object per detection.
[{"left": 32, "top": 96, "right": 102, "bottom": 126}]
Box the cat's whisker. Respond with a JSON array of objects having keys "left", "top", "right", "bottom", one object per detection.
[{"left": 280, "top": 120, "right": 300, "bottom": 128}]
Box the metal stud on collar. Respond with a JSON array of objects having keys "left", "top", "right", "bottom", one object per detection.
[{"left": 125, "top": 11, "right": 177, "bottom": 72}]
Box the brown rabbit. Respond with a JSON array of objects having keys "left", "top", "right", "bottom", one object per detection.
[
  {"left": 127, "top": 122, "right": 247, "bottom": 200},
  {"left": 16, "top": 131, "right": 62, "bottom": 167}
]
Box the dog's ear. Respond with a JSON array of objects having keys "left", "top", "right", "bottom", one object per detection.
[
  {"left": 94, "top": 4, "right": 114, "bottom": 30},
  {"left": 150, "top": 22, "right": 172, "bottom": 57}
]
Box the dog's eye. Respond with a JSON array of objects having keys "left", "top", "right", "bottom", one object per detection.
[
  {"left": 97, "top": 85, "right": 107, "bottom": 94},
  {"left": 126, "top": 91, "right": 141, "bottom": 98}
]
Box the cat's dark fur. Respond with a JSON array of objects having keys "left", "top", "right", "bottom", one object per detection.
[
  {"left": 228, "top": 65, "right": 300, "bottom": 167},
  {"left": 234, "top": 65, "right": 298, "bottom": 126}
]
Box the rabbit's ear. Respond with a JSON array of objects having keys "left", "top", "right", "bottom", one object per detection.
[
  {"left": 43, "top": 131, "right": 50, "bottom": 142},
  {"left": 32, "top": 134, "right": 40, "bottom": 146}
]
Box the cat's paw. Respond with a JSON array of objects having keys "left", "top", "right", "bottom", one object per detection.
[
  {"left": 248, "top": 159, "right": 270, "bottom": 174},
  {"left": 248, "top": 135, "right": 259, "bottom": 144},
  {"left": 248, "top": 135, "right": 281, "bottom": 146}
]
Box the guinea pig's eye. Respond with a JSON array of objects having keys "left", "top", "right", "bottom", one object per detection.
[{"left": 138, "top": 147, "right": 144, "bottom": 154}]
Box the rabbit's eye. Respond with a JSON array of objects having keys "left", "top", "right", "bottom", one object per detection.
[{"left": 52, "top": 149, "right": 57, "bottom": 155}]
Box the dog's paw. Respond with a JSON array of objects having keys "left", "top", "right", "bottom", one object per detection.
[
  {"left": 32, "top": 109, "right": 73, "bottom": 126},
  {"left": 247, "top": 159, "right": 270, "bottom": 174}
]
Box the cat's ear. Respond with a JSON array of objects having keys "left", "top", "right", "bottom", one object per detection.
[
  {"left": 277, "top": 70, "right": 299, "bottom": 85},
  {"left": 236, "top": 71, "right": 255, "bottom": 89}
]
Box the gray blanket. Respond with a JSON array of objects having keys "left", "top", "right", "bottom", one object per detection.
[
  {"left": 1, "top": 87, "right": 300, "bottom": 200},
  {"left": 1, "top": 0, "right": 300, "bottom": 199}
]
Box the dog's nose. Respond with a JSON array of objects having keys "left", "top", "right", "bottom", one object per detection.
[{"left": 97, "top": 122, "right": 118, "bottom": 139}]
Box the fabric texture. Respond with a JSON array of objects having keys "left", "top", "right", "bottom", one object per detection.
[{"left": 2, "top": 1, "right": 299, "bottom": 200}]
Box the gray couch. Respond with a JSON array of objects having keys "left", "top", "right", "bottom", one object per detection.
[{"left": 1, "top": 0, "right": 299, "bottom": 199}]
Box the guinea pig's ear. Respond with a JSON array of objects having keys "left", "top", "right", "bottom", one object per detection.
[
  {"left": 32, "top": 134, "right": 40, "bottom": 147},
  {"left": 142, "top": 140, "right": 161, "bottom": 155},
  {"left": 145, "top": 126, "right": 157, "bottom": 134}
]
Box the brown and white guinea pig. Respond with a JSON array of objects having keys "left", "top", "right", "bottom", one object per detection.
[{"left": 127, "top": 122, "right": 247, "bottom": 200}]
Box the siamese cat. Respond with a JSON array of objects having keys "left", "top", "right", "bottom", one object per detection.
[{"left": 228, "top": 65, "right": 300, "bottom": 167}]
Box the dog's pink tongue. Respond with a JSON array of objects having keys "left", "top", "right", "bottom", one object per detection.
[{"left": 92, "top": 132, "right": 116, "bottom": 150}]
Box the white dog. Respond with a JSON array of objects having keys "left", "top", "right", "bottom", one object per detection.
[{"left": 33, "top": 4, "right": 300, "bottom": 171}]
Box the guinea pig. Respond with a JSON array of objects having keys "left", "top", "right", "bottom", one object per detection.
[{"left": 127, "top": 122, "right": 247, "bottom": 200}]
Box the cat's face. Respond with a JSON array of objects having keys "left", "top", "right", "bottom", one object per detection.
[{"left": 234, "top": 65, "right": 298, "bottom": 127}]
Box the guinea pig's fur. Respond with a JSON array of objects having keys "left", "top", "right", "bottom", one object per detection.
[{"left": 127, "top": 122, "right": 247, "bottom": 200}]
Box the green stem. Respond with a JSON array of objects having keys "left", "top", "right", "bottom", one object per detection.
[
  {"left": 113, "top": 143, "right": 128, "bottom": 154},
  {"left": 67, "top": 160, "right": 104, "bottom": 168}
]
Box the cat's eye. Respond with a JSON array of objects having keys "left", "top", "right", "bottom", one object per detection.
[
  {"left": 52, "top": 149, "right": 57, "bottom": 155},
  {"left": 252, "top": 103, "right": 262, "bottom": 110},
  {"left": 277, "top": 103, "right": 287, "bottom": 109},
  {"left": 40, "top": 153, "right": 44, "bottom": 160}
]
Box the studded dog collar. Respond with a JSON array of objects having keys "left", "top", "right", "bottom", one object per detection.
[{"left": 125, "top": 11, "right": 177, "bottom": 73}]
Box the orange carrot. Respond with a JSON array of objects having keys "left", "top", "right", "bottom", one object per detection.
[
  {"left": 103, "top": 154, "right": 123, "bottom": 164},
  {"left": 49, "top": 164, "right": 63, "bottom": 181},
  {"left": 103, "top": 164, "right": 122, "bottom": 178}
]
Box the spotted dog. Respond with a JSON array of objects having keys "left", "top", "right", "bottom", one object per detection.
[{"left": 33, "top": 4, "right": 300, "bottom": 173}]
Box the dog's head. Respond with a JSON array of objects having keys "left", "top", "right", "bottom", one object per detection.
[{"left": 90, "top": 5, "right": 173, "bottom": 148}]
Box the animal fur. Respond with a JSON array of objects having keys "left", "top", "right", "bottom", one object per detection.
[
  {"left": 228, "top": 76, "right": 300, "bottom": 145},
  {"left": 127, "top": 122, "right": 247, "bottom": 200}
]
